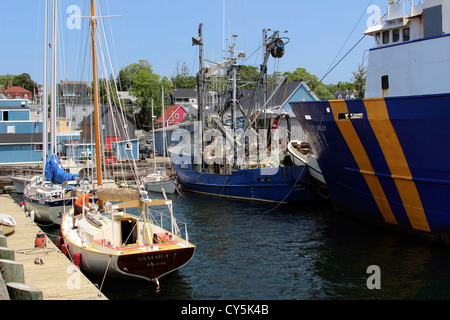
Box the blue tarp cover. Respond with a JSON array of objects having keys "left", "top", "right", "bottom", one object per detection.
[{"left": 45, "top": 154, "right": 80, "bottom": 184}]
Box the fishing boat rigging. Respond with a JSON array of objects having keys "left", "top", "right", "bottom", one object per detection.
[{"left": 170, "top": 24, "right": 316, "bottom": 203}]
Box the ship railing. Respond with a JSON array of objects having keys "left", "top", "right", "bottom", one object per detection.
[{"left": 385, "top": 0, "right": 424, "bottom": 21}]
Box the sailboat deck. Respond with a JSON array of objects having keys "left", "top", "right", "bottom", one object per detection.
[{"left": 63, "top": 209, "right": 190, "bottom": 256}]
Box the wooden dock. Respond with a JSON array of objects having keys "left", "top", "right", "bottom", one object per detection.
[{"left": 0, "top": 194, "right": 107, "bottom": 300}]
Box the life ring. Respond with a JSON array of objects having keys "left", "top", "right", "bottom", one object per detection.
[{"left": 267, "top": 113, "right": 291, "bottom": 148}]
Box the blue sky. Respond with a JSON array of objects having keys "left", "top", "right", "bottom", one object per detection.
[{"left": 0, "top": 0, "right": 387, "bottom": 87}]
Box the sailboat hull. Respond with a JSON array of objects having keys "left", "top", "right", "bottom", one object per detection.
[
  {"left": 11, "top": 176, "right": 32, "bottom": 194},
  {"left": 65, "top": 242, "right": 195, "bottom": 281},
  {"left": 145, "top": 177, "right": 176, "bottom": 194},
  {"left": 23, "top": 196, "right": 73, "bottom": 225}
]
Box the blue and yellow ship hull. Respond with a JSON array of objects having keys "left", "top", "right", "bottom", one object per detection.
[{"left": 291, "top": 93, "right": 450, "bottom": 243}]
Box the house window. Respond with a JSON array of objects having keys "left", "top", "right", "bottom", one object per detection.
[
  {"left": 125, "top": 142, "right": 132, "bottom": 151},
  {"left": 35, "top": 144, "right": 43, "bottom": 151},
  {"left": 382, "top": 31, "right": 390, "bottom": 44},
  {"left": 403, "top": 28, "right": 410, "bottom": 41},
  {"left": 7, "top": 126, "right": 15, "bottom": 133},
  {"left": 7, "top": 93, "right": 10, "bottom": 98},
  {"left": 393, "top": 29, "right": 400, "bottom": 42},
  {"left": 24, "top": 93, "right": 28, "bottom": 98},
  {"left": 3, "top": 111, "right": 8, "bottom": 121},
  {"left": 175, "top": 113, "right": 179, "bottom": 119}
]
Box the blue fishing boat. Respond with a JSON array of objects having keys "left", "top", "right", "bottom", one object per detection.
[
  {"left": 290, "top": 0, "right": 450, "bottom": 243},
  {"left": 172, "top": 156, "right": 313, "bottom": 203},
  {"left": 170, "top": 25, "right": 317, "bottom": 203}
]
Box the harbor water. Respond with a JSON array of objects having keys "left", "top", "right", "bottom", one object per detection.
[{"left": 11, "top": 191, "right": 450, "bottom": 300}]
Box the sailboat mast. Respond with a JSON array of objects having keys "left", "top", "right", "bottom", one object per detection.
[
  {"left": 50, "top": 0, "right": 58, "bottom": 155},
  {"left": 151, "top": 99, "right": 157, "bottom": 172},
  {"left": 42, "top": 0, "right": 49, "bottom": 177},
  {"left": 162, "top": 86, "right": 166, "bottom": 172},
  {"left": 91, "top": 0, "right": 103, "bottom": 203}
]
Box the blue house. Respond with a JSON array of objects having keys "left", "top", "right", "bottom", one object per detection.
[
  {"left": 0, "top": 98, "right": 46, "bottom": 164},
  {"left": 279, "top": 80, "right": 319, "bottom": 110}
]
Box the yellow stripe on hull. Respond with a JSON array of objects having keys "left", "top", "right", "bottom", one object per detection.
[
  {"left": 329, "top": 100, "right": 398, "bottom": 225},
  {"left": 364, "top": 99, "right": 430, "bottom": 232}
]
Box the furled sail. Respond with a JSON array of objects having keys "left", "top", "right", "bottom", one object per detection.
[
  {"left": 97, "top": 186, "right": 140, "bottom": 201},
  {"left": 45, "top": 154, "right": 80, "bottom": 184}
]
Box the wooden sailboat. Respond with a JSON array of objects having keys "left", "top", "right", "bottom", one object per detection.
[
  {"left": 144, "top": 96, "right": 176, "bottom": 194},
  {"left": 60, "top": 0, "right": 195, "bottom": 287}
]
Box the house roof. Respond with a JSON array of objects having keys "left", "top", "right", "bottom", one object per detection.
[
  {"left": 2, "top": 86, "right": 32, "bottom": 94},
  {"left": 239, "top": 81, "right": 307, "bottom": 112},
  {"left": 171, "top": 88, "right": 197, "bottom": 98},
  {"left": 58, "top": 81, "right": 88, "bottom": 92},
  {"left": 156, "top": 104, "right": 187, "bottom": 123},
  {"left": 78, "top": 104, "right": 135, "bottom": 131}
]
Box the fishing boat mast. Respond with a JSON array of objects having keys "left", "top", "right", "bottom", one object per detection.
[
  {"left": 90, "top": 0, "right": 103, "bottom": 207},
  {"left": 243, "top": 30, "right": 286, "bottom": 132}
]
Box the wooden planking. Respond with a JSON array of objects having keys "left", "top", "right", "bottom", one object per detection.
[{"left": 0, "top": 194, "right": 107, "bottom": 300}]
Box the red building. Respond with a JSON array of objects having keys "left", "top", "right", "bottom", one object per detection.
[
  {"left": 2, "top": 86, "right": 33, "bottom": 101},
  {"left": 155, "top": 104, "right": 188, "bottom": 129}
]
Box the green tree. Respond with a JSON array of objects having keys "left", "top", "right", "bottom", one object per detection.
[
  {"left": 0, "top": 74, "right": 15, "bottom": 88},
  {"left": 171, "top": 62, "right": 196, "bottom": 89},
  {"left": 238, "top": 65, "right": 259, "bottom": 90},
  {"left": 117, "top": 60, "right": 154, "bottom": 91},
  {"left": 12, "top": 73, "right": 38, "bottom": 93},
  {"left": 352, "top": 63, "right": 366, "bottom": 98},
  {"left": 0, "top": 73, "right": 38, "bottom": 94},
  {"left": 125, "top": 60, "right": 174, "bottom": 130},
  {"left": 283, "top": 67, "right": 333, "bottom": 100},
  {"left": 326, "top": 81, "right": 356, "bottom": 98}
]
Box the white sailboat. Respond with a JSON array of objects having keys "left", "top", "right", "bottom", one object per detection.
[
  {"left": 60, "top": 0, "right": 195, "bottom": 287},
  {"left": 23, "top": 0, "right": 80, "bottom": 225},
  {"left": 144, "top": 92, "right": 176, "bottom": 194},
  {"left": 0, "top": 214, "right": 16, "bottom": 235},
  {"left": 11, "top": 175, "right": 34, "bottom": 194}
]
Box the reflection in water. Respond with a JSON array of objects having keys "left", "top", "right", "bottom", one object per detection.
[{"left": 10, "top": 191, "right": 450, "bottom": 300}]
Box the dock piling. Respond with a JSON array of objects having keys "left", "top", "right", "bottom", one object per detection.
[
  {"left": 6, "top": 282, "right": 43, "bottom": 300},
  {"left": 0, "top": 259, "right": 25, "bottom": 283}
]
